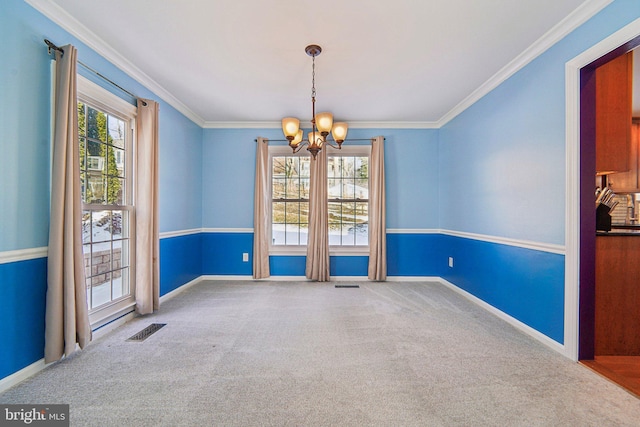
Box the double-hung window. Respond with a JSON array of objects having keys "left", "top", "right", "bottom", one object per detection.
[
  {"left": 269, "top": 145, "right": 370, "bottom": 253},
  {"left": 77, "top": 76, "right": 136, "bottom": 326}
]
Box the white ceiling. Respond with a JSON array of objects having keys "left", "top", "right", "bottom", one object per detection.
[{"left": 35, "top": 0, "right": 603, "bottom": 127}]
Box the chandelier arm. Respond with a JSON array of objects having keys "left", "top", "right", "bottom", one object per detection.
[{"left": 291, "top": 141, "right": 308, "bottom": 154}]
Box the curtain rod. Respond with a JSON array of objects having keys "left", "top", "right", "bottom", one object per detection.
[
  {"left": 255, "top": 138, "right": 384, "bottom": 142},
  {"left": 44, "top": 39, "right": 147, "bottom": 106}
]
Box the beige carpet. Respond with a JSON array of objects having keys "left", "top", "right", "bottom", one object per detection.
[{"left": 2, "top": 280, "right": 640, "bottom": 426}]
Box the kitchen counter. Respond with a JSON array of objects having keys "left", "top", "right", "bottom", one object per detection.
[
  {"left": 597, "top": 231, "right": 640, "bottom": 235},
  {"left": 597, "top": 225, "right": 640, "bottom": 235}
]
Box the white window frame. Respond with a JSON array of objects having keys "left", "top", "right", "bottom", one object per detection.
[
  {"left": 77, "top": 75, "right": 138, "bottom": 329},
  {"left": 268, "top": 144, "right": 370, "bottom": 256}
]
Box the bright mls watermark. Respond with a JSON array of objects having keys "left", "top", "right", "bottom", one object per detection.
[{"left": 0, "top": 405, "right": 69, "bottom": 426}]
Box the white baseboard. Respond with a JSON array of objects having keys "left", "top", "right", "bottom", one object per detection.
[
  {"left": 0, "top": 359, "right": 47, "bottom": 393},
  {"left": 436, "top": 278, "right": 566, "bottom": 355},
  {"left": 159, "top": 276, "right": 205, "bottom": 303}
]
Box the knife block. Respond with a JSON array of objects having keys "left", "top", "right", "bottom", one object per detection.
[{"left": 596, "top": 204, "right": 612, "bottom": 231}]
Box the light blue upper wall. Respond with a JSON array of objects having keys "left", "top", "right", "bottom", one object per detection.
[
  {"left": 439, "top": 0, "right": 640, "bottom": 246},
  {"left": 158, "top": 107, "right": 203, "bottom": 233},
  {"left": 0, "top": 0, "right": 202, "bottom": 251},
  {"left": 201, "top": 128, "right": 439, "bottom": 230}
]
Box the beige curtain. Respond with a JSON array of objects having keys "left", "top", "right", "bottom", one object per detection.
[
  {"left": 253, "top": 137, "right": 270, "bottom": 279},
  {"left": 368, "top": 136, "right": 387, "bottom": 281},
  {"left": 135, "top": 99, "right": 160, "bottom": 315},
  {"left": 306, "top": 147, "right": 330, "bottom": 281},
  {"left": 45, "top": 44, "right": 92, "bottom": 363}
]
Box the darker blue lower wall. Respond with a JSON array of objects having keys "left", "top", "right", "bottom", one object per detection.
[
  {"left": 0, "top": 257, "right": 47, "bottom": 380},
  {"left": 387, "top": 233, "right": 444, "bottom": 276},
  {"left": 159, "top": 233, "right": 203, "bottom": 296},
  {"left": 202, "top": 232, "right": 254, "bottom": 275},
  {"left": 439, "top": 234, "right": 565, "bottom": 344}
]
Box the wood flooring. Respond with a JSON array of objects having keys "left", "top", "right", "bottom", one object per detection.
[{"left": 581, "top": 356, "right": 640, "bottom": 397}]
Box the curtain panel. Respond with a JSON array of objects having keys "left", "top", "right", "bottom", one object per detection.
[
  {"left": 45, "top": 44, "right": 92, "bottom": 363},
  {"left": 306, "top": 147, "right": 330, "bottom": 281},
  {"left": 253, "top": 137, "right": 270, "bottom": 279},
  {"left": 368, "top": 136, "right": 387, "bottom": 281},
  {"left": 135, "top": 99, "right": 160, "bottom": 315}
]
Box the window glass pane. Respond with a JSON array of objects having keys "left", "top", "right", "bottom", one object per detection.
[
  {"left": 273, "top": 178, "right": 286, "bottom": 199},
  {"left": 83, "top": 244, "right": 91, "bottom": 278},
  {"left": 112, "top": 267, "right": 126, "bottom": 299},
  {"left": 355, "top": 223, "right": 369, "bottom": 245},
  {"left": 79, "top": 138, "right": 86, "bottom": 170},
  {"left": 300, "top": 157, "right": 311, "bottom": 177},
  {"left": 356, "top": 157, "right": 368, "bottom": 178},
  {"left": 342, "top": 157, "right": 356, "bottom": 178},
  {"left": 300, "top": 202, "right": 309, "bottom": 224},
  {"left": 78, "top": 102, "right": 86, "bottom": 136},
  {"left": 272, "top": 224, "right": 285, "bottom": 245},
  {"left": 300, "top": 178, "right": 310, "bottom": 199},
  {"left": 91, "top": 210, "right": 112, "bottom": 243},
  {"left": 355, "top": 178, "right": 368, "bottom": 199},
  {"left": 328, "top": 179, "right": 341, "bottom": 198},
  {"left": 272, "top": 202, "right": 285, "bottom": 225},
  {"left": 104, "top": 173, "right": 123, "bottom": 205},
  {"left": 111, "top": 210, "right": 123, "bottom": 240},
  {"left": 113, "top": 147, "right": 125, "bottom": 177},
  {"left": 285, "top": 224, "right": 300, "bottom": 245},
  {"left": 285, "top": 202, "right": 300, "bottom": 223},
  {"left": 273, "top": 157, "right": 287, "bottom": 177},
  {"left": 91, "top": 272, "right": 111, "bottom": 309},
  {"left": 328, "top": 227, "right": 342, "bottom": 245},
  {"left": 299, "top": 223, "right": 308, "bottom": 245},
  {"left": 87, "top": 106, "right": 107, "bottom": 142},
  {"left": 87, "top": 140, "right": 102, "bottom": 158},
  {"left": 285, "top": 178, "right": 300, "bottom": 199},
  {"left": 328, "top": 202, "right": 341, "bottom": 224},
  {"left": 327, "top": 156, "right": 341, "bottom": 178},
  {"left": 343, "top": 180, "right": 356, "bottom": 199},
  {"left": 112, "top": 238, "right": 129, "bottom": 268},
  {"left": 82, "top": 211, "right": 91, "bottom": 244},
  {"left": 80, "top": 172, "right": 88, "bottom": 203},
  {"left": 108, "top": 116, "right": 126, "bottom": 149}
]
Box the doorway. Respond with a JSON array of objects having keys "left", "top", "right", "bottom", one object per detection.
[{"left": 573, "top": 27, "right": 640, "bottom": 396}]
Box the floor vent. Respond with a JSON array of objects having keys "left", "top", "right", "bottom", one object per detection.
[
  {"left": 335, "top": 284, "right": 360, "bottom": 288},
  {"left": 126, "top": 323, "right": 166, "bottom": 342}
]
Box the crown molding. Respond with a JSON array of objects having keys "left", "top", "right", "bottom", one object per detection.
[
  {"left": 437, "top": 0, "right": 613, "bottom": 127},
  {"left": 25, "top": 0, "right": 206, "bottom": 127},
  {"left": 27, "top": 0, "right": 612, "bottom": 130},
  {"left": 202, "top": 120, "right": 440, "bottom": 129}
]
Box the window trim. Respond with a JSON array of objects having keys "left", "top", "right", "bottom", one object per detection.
[
  {"left": 268, "top": 144, "right": 371, "bottom": 256},
  {"left": 77, "top": 75, "right": 137, "bottom": 327}
]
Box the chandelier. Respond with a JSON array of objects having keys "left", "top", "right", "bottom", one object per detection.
[{"left": 281, "top": 44, "right": 348, "bottom": 159}]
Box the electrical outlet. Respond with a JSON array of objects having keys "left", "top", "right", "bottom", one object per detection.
[
  {"left": 242, "top": 253, "right": 249, "bottom": 262},
  {"left": 448, "top": 257, "right": 454, "bottom": 268}
]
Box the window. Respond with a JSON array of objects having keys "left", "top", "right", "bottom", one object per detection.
[
  {"left": 77, "top": 76, "right": 137, "bottom": 326},
  {"left": 271, "top": 153, "right": 311, "bottom": 246},
  {"left": 327, "top": 151, "right": 369, "bottom": 246},
  {"left": 269, "top": 145, "right": 370, "bottom": 251}
]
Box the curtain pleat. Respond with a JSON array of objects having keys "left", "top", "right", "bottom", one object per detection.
[
  {"left": 368, "top": 136, "right": 387, "bottom": 281},
  {"left": 135, "top": 99, "right": 160, "bottom": 315},
  {"left": 45, "top": 44, "right": 92, "bottom": 363},
  {"left": 306, "top": 148, "right": 330, "bottom": 281},
  {"left": 253, "top": 137, "right": 270, "bottom": 279}
]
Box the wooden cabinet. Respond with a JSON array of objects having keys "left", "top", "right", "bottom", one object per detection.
[
  {"left": 595, "top": 235, "right": 640, "bottom": 355},
  {"left": 609, "top": 120, "right": 640, "bottom": 192},
  {"left": 595, "top": 52, "right": 633, "bottom": 175}
]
